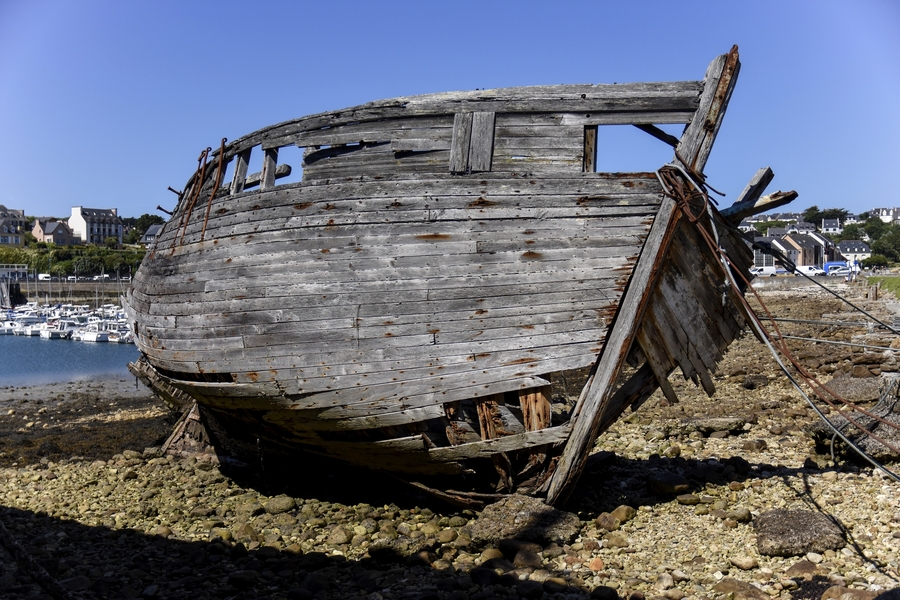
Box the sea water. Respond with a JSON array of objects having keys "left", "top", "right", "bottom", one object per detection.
[{"left": 0, "top": 335, "right": 140, "bottom": 386}]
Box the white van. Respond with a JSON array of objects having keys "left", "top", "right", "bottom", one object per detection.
[
  {"left": 37, "top": 273, "right": 51, "bottom": 281},
  {"left": 794, "top": 265, "right": 826, "bottom": 277},
  {"left": 749, "top": 266, "right": 777, "bottom": 277}
]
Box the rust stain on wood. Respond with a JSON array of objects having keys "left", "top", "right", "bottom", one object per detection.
[
  {"left": 416, "top": 233, "right": 452, "bottom": 240},
  {"left": 468, "top": 197, "right": 497, "bottom": 208},
  {"left": 521, "top": 251, "right": 543, "bottom": 260}
]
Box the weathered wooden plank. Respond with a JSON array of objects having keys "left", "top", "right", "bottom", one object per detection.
[
  {"left": 493, "top": 136, "right": 583, "bottom": 150},
  {"left": 558, "top": 111, "right": 696, "bottom": 126},
  {"left": 260, "top": 148, "right": 278, "bottom": 191},
  {"left": 675, "top": 46, "right": 739, "bottom": 173},
  {"left": 450, "top": 113, "right": 473, "bottom": 173},
  {"left": 469, "top": 112, "right": 495, "bottom": 172},
  {"left": 391, "top": 138, "right": 452, "bottom": 151},
  {"left": 583, "top": 126, "right": 597, "bottom": 172},
  {"left": 230, "top": 148, "right": 251, "bottom": 195},
  {"left": 636, "top": 319, "right": 679, "bottom": 405},
  {"left": 546, "top": 195, "right": 679, "bottom": 504},
  {"left": 243, "top": 163, "right": 291, "bottom": 190},
  {"left": 141, "top": 341, "right": 600, "bottom": 400},
  {"left": 429, "top": 425, "right": 571, "bottom": 461}
]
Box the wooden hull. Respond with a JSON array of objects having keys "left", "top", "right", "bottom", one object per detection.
[{"left": 127, "top": 46, "right": 794, "bottom": 504}]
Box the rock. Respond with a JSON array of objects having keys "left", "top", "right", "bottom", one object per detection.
[
  {"left": 610, "top": 505, "right": 637, "bottom": 523},
  {"left": 604, "top": 532, "right": 629, "bottom": 547},
  {"left": 595, "top": 512, "right": 621, "bottom": 531},
  {"left": 754, "top": 509, "right": 845, "bottom": 556},
  {"left": 676, "top": 494, "right": 700, "bottom": 505},
  {"left": 513, "top": 549, "right": 543, "bottom": 569},
  {"left": 589, "top": 557, "right": 605, "bottom": 571},
  {"left": 820, "top": 374, "right": 881, "bottom": 402},
  {"left": 470, "top": 567, "right": 499, "bottom": 586},
  {"left": 743, "top": 375, "right": 769, "bottom": 390},
  {"left": 656, "top": 572, "right": 674, "bottom": 590},
  {"left": 59, "top": 575, "right": 92, "bottom": 591},
  {"left": 784, "top": 559, "right": 825, "bottom": 578},
  {"left": 437, "top": 528, "right": 458, "bottom": 543},
  {"left": 726, "top": 507, "right": 752, "bottom": 523},
  {"left": 851, "top": 365, "right": 875, "bottom": 378},
  {"left": 327, "top": 526, "right": 353, "bottom": 544},
  {"left": 822, "top": 586, "right": 879, "bottom": 600},
  {"left": 264, "top": 495, "right": 296, "bottom": 514},
  {"left": 517, "top": 580, "right": 545, "bottom": 600},
  {"left": 712, "top": 577, "right": 769, "bottom": 600},
  {"left": 648, "top": 472, "right": 690, "bottom": 495},
  {"left": 730, "top": 556, "right": 758, "bottom": 570},
  {"left": 463, "top": 494, "right": 581, "bottom": 546},
  {"left": 742, "top": 439, "right": 768, "bottom": 452},
  {"left": 689, "top": 417, "right": 747, "bottom": 434},
  {"left": 591, "top": 585, "right": 620, "bottom": 600},
  {"left": 498, "top": 538, "right": 542, "bottom": 559}
]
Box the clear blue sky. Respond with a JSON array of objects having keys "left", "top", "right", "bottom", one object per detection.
[{"left": 1, "top": 0, "right": 898, "bottom": 219}]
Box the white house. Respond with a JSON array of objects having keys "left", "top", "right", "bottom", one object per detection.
[
  {"left": 837, "top": 240, "right": 871, "bottom": 264},
  {"left": 821, "top": 219, "right": 842, "bottom": 235},
  {"left": 69, "top": 207, "right": 123, "bottom": 246}
]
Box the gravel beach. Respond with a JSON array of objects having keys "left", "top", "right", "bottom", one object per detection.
[{"left": 2, "top": 281, "right": 900, "bottom": 600}]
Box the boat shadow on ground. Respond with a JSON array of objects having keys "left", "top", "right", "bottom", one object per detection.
[{"left": 2, "top": 451, "right": 889, "bottom": 600}]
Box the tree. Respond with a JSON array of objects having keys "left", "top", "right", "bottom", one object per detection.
[
  {"left": 862, "top": 254, "right": 889, "bottom": 268},
  {"left": 125, "top": 213, "right": 165, "bottom": 244},
  {"left": 838, "top": 223, "right": 861, "bottom": 241},
  {"left": 864, "top": 217, "right": 889, "bottom": 241},
  {"left": 871, "top": 226, "right": 900, "bottom": 262},
  {"left": 105, "top": 237, "right": 119, "bottom": 249},
  {"left": 802, "top": 205, "right": 848, "bottom": 227}
]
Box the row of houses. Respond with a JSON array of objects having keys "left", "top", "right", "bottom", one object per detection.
[
  {"left": 0, "top": 205, "right": 156, "bottom": 249},
  {"left": 749, "top": 229, "right": 871, "bottom": 270}
]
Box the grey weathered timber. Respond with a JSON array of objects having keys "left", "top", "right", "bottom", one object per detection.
[
  {"left": 449, "top": 113, "right": 474, "bottom": 173},
  {"left": 545, "top": 195, "right": 679, "bottom": 503},
  {"left": 129, "top": 47, "right": 795, "bottom": 504},
  {"left": 468, "top": 112, "right": 496, "bottom": 172}
]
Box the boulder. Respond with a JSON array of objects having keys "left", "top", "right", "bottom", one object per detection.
[
  {"left": 462, "top": 494, "right": 581, "bottom": 546},
  {"left": 754, "top": 510, "right": 844, "bottom": 556}
]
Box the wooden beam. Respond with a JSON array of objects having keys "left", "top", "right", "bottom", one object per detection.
[
  {"left": 583, "top": 126, "right": 597, "bottom": 172},
  {"left": 675, "top": 46, "right": 740, "bottom": 173},
  {"left": 469, "top": 112, "right": 495, "bottom": 172},
  {"left": 260, "top": 148, "right": 278, "bottom": 191},
  {"left": 449, "top": 113, "right": 473, "bottom": 173},
  {"left": 633, "top": 123, "right": 680, "bottom": 148},
  {"left": 721, "top": 189, "right": 799, "bottom": 224},
  {"left": 230, "top": 148, "right": 251, "bottom": 196}
]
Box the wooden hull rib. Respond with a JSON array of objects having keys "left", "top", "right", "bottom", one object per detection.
[{"left": 127, "top": 46, "right": 794, "bottom": 505}]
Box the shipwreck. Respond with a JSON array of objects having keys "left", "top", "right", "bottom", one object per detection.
[{"left": 127, "top": 46, "right": 796, "bottom": 505}]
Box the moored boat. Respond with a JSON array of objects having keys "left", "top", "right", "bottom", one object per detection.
[{"left": 127, "top": 47, "right": 796, "bottom": 505}]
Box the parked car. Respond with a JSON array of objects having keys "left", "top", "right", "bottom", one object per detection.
[
  {"left": 749, "top": 266, "right": 777, "bottom": 277},
  {"left": 794, "top": 265, "right": 826, "bottom": 277},
  {"left": 67, "top": 276, "right": 78, "bottom": 282},
  {"left": 828, "top": 266, "right": 852, "bottom": 277}
]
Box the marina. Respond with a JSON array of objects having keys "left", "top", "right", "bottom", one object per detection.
[{"left": 0, "top": 332, "right": 139, "bottom": 386}]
